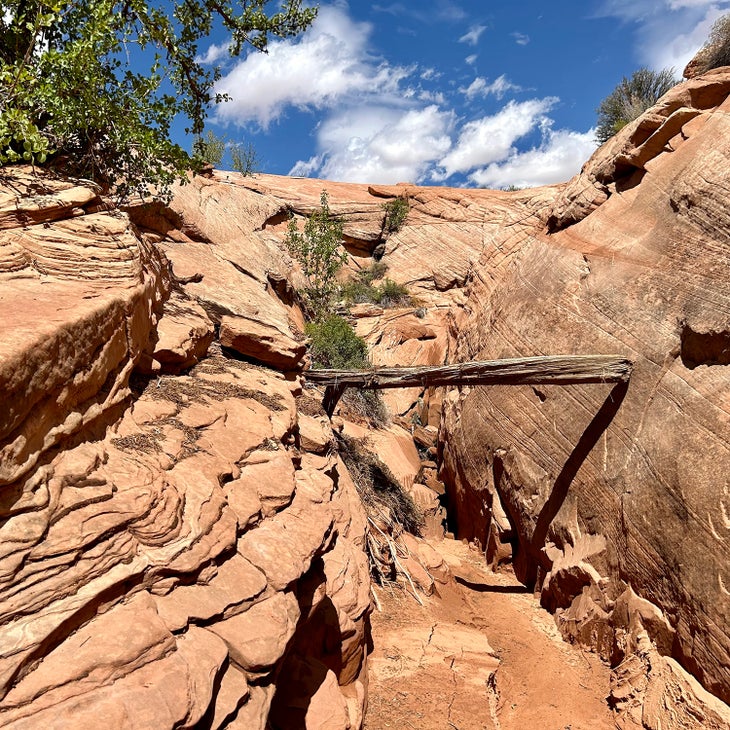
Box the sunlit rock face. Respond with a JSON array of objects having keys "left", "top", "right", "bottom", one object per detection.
[
  {"left": 439, "top": 70, "right": 730, "bottom": 714},
  {"left": 0, "top": 170, "right": 371, "bottom": 729}
]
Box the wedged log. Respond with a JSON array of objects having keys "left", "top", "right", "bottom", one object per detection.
[{"left": 306, "top": 355, "right": 633, "bottom": 415}]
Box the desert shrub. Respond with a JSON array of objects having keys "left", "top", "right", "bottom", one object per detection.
[
  {"left": 695, "top": 14, "right": 730, "bottom": 73},
  {"left": 305, "top": 315, "right": 389, "bottom": 425},
  {"left": 337, "top": 434, "right": 423, "bottom": 535},
  {"left": 193, "top": 130, "right": 226, "bottom": 166},
  {"left": 596, "top": 67, "right": 678, "bottom": 144},
  {"left": 192, "top": 132, "right": 258, "bottom": 175},
  {"left": 376, "top": 278, "right": 411, "bottom": 307},
  {"left": 285, "top": 191, "right": 347, "bottom": 317},
  {"left": 382, "top": 196, "right": 409, "bottom": 233},
  {"left": 230, "top": 141, "right": 258, "bottom": 176},
  {"left": 342, "top": 263, "right": 412, "bottom": 308},
  {"left": 305, "top": 315, "right": 368, "bottom": 370}
]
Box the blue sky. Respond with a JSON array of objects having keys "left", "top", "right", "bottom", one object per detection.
[{"left": 189, "top": 0, "right": 730, "bottom": 188}]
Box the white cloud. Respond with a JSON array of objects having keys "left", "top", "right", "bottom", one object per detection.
[
  {"left": 215, "top": 3, "right": 597, "bottom": 189},
  {"left": 459, "top": 24, "right": 487, "bottom": 45},
  {"left": 197, "top": 41, "right": 230, "bottom": 65},
  {"left": 512, "top": 32, "right": 530, "bottom": 45},
  {"left": 469, "top": 129, "right": 598, "bottom": 188},
  {"left": 460, "top": 75, "right": 521, "bottom": 100},
  {"left": 214, "top": 5, "right": 412, "bottom": 127},
  {"left": 465, "top": 54, "right": 478, "bottom": 65},
  {"left": 598, "top": 0, "right": 730, "bottom": 71},
  {"left": 290, "top": 105, "right": 454, "bottom": 184},
  {"left": 438, "top": 98, "right": 558, "bottom": 177}
]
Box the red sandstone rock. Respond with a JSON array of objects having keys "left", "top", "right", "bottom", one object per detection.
[
  {"left": 3, "top": 69, "right": 730, "bottom": 727},
  {"left": 439, "top": 70, "right": 730, "bottom": 718},
  {"left": 0, "top": 168, "right": 372, "bottom": 729}
]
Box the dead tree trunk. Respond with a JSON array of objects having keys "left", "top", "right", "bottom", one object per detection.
[{"left": 304, "top": 355, "right": 633, "bottom": 416}]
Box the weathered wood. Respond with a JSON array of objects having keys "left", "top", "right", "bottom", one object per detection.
[{"left": 306, "top": 355, "right": 633, "bottom": 416}]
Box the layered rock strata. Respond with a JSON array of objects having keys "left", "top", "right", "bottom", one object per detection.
[
  {"left": 439, "top": 69, "right": 730, "bottom": 722},
  {"left": 0, "top": 170, "right": 371, "bottom": 728}
]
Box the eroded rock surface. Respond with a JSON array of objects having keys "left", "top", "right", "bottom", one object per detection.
[
  {"left": 0, "top": 170, "right": 371, "bottom": 729},
  {"left": 439, "top": 70, "right": 730, "bottom": 723},
  {"left": 3, "top": 70, "right": 730, "bottom": 729}
]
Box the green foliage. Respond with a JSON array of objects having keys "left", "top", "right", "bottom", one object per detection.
[
  {"left": 694, "top": 14, "right": 730, "bottom": 73},
  {"left": 284, "top": 191, "right": 347, "bottom": 316},
  {"left": 192, "top": 131, "right": 258, "bottom": 175},
  {"left": 376, "top": 278, "right": 412, "bottom": 307},
  {"left": 230, "top": 140, "right": 258, "bottom": 176},
  {"left": 304, "top": 314, "right": 388, "bottom": 424},
  {"left": 342, "top": 263, "right": 411, "bottom": 308},
  {"left": 0, "top": 0, "right": 315, "bottom": 198},
  {"left": 595, "top": 67, "right": 678, "bottom": 144},
  {"left": 382, "top": 196, "right": 409, "bottom": 232},
  {"left": 193, "top": 130, "right": 226, "bottom": 166},
  {"left": 305, "top": 315, "right": 369, "bottom": 370}
]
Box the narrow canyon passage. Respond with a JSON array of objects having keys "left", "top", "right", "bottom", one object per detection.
[{"left": 364, "top": 538, "right": 614, "bottom": 730}]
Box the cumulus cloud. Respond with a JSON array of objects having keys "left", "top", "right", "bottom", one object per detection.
[
  {"left": 512, "top": 32, "right": 530, "bottom": 45},
  {"left": 469, "top": 129, "right": 598, "bottom": 188},
  {"left": 213, "top": 5, "right": 411, "bottom": 127},
  {"left": 460, "top": 75, "right": 521, "bottom": 100},
  {"left": 290, "top": 105, "right": 454, "bottom": 183},
  {"left": 465, "top": 53, "right": 478, "bottom": 65},
  {"left": 437, "top": 98, "right": 558, "bottom": 178},
  {"left": 210, "top": 3, "right": 596, "bottom": 189},
  {"left": 459, "top": 24, "right": 487, "bottom": 45}
]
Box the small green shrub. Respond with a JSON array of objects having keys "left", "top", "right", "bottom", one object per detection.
[
  {"left": 305, "top": 315, "right": 389, "bottom": 424},
  {"left": 359, "top": 260, "right": 388, "bottom": 285},
  {"left": 341, "top": 279, "right": 376, "bottom": 304},
  {"left": 193, "top": 132, "right": 258, "bottom": 174},
  {"left": 595, "top": 67, "right": 677, "bottom": 144},
  {"left": 285, "top": 191, "right": 347, "bottom": 318},
  {"left": 376, "top": 278, "right": 411, "bottom": 307},
  {"left": 231, "top": 141, "right": 258, "bottom": 176},
  {"left": 342, "top": 263, "right": 412, "bottom": 308},
  {"left": 382, "top": 196, "right": 409, "bottom": 233},
  {"left": 305, "top": 315, "right": 368, "bottom": 370},
  {"left": 193, "top": 130, "right": 226, "bottom": 166}
]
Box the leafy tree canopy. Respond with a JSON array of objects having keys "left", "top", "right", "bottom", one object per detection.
[
  {"left": 595, "top": 67, "right": 677, "bottom": 144},
  {"left": 0, "top": 0, "right": 316, "bottom": 198}
]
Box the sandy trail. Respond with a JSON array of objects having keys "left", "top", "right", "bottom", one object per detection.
[{"left": 364, "top": 538, "right": 615, "bottom": 730}]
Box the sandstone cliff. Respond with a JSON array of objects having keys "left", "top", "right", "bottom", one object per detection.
[
  {"left": 0, "top": 169, "right": 371, "bottom": 728},
  {"left": 438, "top": 69, "right": 730, "bottom": 723}
]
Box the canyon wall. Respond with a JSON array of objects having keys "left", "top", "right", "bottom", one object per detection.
[
  {"left": 0, "top": 170, "right": 371, "bottom": 729},
  {"left": 439, "top": 69, "right": 730, "bottom": 719},
  {"left": 1, "top": 68, "right": 730, "bottom": 729}
]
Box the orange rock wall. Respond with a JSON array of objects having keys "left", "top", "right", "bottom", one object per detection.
[
  {"left": 0, "top": 170, "right": 371, "bottom": 728},
  {"left": 439, "top": 71, "right": 730, "bottom": 706}
]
